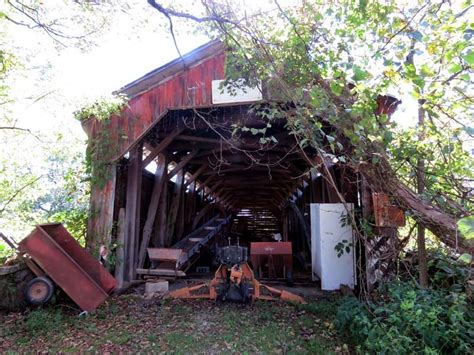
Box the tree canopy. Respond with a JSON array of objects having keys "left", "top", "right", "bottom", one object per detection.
[{"left": 148, "top": 0, "right": 473, "bottom": 252}]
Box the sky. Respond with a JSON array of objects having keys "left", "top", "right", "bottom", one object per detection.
[
  {"left": 2, "top": 0, "right": 421, "bottom": 141},
  {"left": 3, "top": 2, "right": 209, "bottom": 139}
]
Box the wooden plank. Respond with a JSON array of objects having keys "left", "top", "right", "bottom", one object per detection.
[
  {"left": 188, "top": 180, "right": 196, "bottom": 223},
  {"left": 134, "top": 148, "right": 143, "bottom": 273},
  {"left": 168, "top": 149, "right": 198, "bottom": 180},
  {"left": 124, "top": 144, "right": 142, "bottom": 282},
  {"left": 114, "top": 208, "right": 126, "bottom": 288},
  {"left": 86, "top": 163, "right": 117, "bottom": 251},
  {"left": 142, "top": 127, "right": 184, "bottom": 167},
  {"left": 138, "top": 154, "right": 167, "bottom": 268},
  {"left": 175, "top": 174, "right": 186, "bottom": 242},
  {"left": 153, "top": 168, "right": 169, "bottom": 247},
  {"left": 147, "top": 248, "right": 182, "bottom": 261},
  {"left": 136, "top": 268, "right": 186, "bottom": 277},
  {"left": 166, "top": 169, "right": 184, "bottom": 245}
]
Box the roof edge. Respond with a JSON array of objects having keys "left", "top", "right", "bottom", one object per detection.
[{"left": 115, "top": 40, "right": 225, "bottom": 99}]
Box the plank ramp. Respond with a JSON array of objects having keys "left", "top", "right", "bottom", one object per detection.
[{"left": 137, "top": 215, "right": 230, "bottom": 277}]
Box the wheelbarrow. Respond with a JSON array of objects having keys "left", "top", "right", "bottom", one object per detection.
[{"left": 2, "top": 223, "right": 116, "bottom": 312}]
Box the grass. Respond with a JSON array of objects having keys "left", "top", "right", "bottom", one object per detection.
[{"left": 0, "top": 294, "right": 347, "bottom": 353}]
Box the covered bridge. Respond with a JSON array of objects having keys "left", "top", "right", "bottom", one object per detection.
[{"left": 82, "top": 40, "right": 402, "bottom": 292}]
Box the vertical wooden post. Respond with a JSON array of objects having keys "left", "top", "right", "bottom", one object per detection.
[
  {"left": 114, "top": 208, "right": 126, "bottom": 288},
  {"left": 137, "top": 154, "right": 167, "bottom": 268},
  {"left": 124, "top": 143, "right": 142, "bottom": 282},
  {"left": 153, "top": 166, "right": 169, "bottom": 247},
  {"left": 166, "top": 170, "right": 184, "bottom": 246},
  {"left": 175, "top": 178, "right": 186, "bottom": 242},
  {"left": 187, "top": 181, "right": 196, "bottom": 225},
  {"left": 86, "top": 163, "right": 117, "bottom": 252}
]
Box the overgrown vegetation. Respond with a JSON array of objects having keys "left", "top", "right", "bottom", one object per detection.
[
  {"left": 335, "top": 252, "right": 473, "bottom": 354},
  {"left": 335, "top": 281, "right": 473, "bottom": 354},
  {"left": 0, "top": 244, "right": 14, "bottom": 264},
  {"left": 74, "top": 94, "right": 128, "bottom": 122}
]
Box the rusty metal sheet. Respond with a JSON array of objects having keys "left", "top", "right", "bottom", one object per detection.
[
  {"left": 250, "top": 242, "right": 292, "bottom": 255},
  {"left": 40, "top": 224, "right": 117, "bottom": 293},
  {"left": 373, "top": 193, "right": 405, "bottom": 227},
  {"left": 19, "top": 224, "right": 116, "bottom": 312}
]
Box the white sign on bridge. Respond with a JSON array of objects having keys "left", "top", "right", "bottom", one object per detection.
[{"left": 211, "top": 79, "right": 262, "bottom": 105}]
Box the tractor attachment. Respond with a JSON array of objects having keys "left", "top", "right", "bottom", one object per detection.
[{"left": 168, "top": 241, "right": 305, "bottom": 304}]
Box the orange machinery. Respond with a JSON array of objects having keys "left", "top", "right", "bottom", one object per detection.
[{"left": 169, "top": 240, "right": 305, "bottom": 304}]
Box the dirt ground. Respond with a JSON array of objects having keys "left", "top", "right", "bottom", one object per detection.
[{"left": 0, "top": 289, "right": 349, "bottom": 353}]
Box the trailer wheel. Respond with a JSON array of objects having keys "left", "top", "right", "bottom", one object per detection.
[{"left": 25, "top": 276, "right": 55, "bottom": 305}]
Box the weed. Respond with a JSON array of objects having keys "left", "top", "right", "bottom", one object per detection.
[
  {"left": 296, "top": 299, "right": 339, "bottom": 319},
  {"left": 24, "top": 308, "right": 66, "bottom": 335}
]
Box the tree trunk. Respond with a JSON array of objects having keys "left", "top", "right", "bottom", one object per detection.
[
  {"left": 417, "top": 101, "right": 429, "bottom": 288},
  {"left": 357, "top": 158, "right": 472, "bottom": 254}
]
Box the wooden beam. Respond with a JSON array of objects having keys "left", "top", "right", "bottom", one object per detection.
[
  {"left": 137, "top": 154, "right": 167, "bottom": 269},
  {"left": 186, "top": 180, "right": 197, "bottom": 226},
  {"left": 136, "top": 268, "right": 186, "bottom": 277},
  {"left": 192, "top": 203, "right": 218, "bottom": 229},
  {"left": 175, "top": 134, "right": 223, "bottom": 144},
  {"left": 201, "top": 166, "right": 293, "bottom": 176},
  {"left": 166, "top": 170, "right": 184, "bottom": 246},
  {"left": 168, "top": 149, "right": 198, "bottom": 180},
  {"left": 153, "top": 167, "right": 169, "bottom": 247},
  {"left": 114, "top": 208, "right": 126, "bottom": 289},
  {"left": 124, "top": 143, "right": 142, "bottom": 281},
  {"left": 184, "top": 164, "right": 207, "bottom": 187},
  {"left": 203, "top": 180, "right": 224, "bottom": 197},
  {"left": 143, "top": 127, "right": 184, "bottom": 167},
  {"left": 196, "top": 174, "right": 216, "bottom": 193}
]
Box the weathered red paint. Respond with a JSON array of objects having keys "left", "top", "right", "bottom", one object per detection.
[
  {"left": 85, "top": 53, "right": 226, "bottom": 160},
  {"left": 19, "top": 223, "right": 117, "bottom": 311}
]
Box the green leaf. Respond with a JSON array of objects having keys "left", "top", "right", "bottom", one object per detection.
[
  {"left": 448, "top": 63, "right": 462, "bottom": 73},
  {"left": 352, "top": 65, "right": 370, "bottom": 81},
  {"left": 457, "top": 253, "right": 472, "bottom": 264},
  {"left": 462, "top": 50, "right": 474, "bottom": 65},
  {"left": 457, "top": 216, "right": 474, "bottom": 239},
  {"left": 330, "top": 81, "right": 344, "bottom": 95}
]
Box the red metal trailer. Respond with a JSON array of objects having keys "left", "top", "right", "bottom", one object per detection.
[{"left": 18, "top": 223, "right": 117, "bottom": 312}]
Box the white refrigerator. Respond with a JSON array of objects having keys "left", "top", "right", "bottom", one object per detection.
[{"left": 310, "top": 203, "right": 356, "bottom": 290}]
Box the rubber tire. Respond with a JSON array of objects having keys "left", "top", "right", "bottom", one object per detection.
[
  {"left": 286, "top": 270, "right": 294, "bottom": 287},
  {"left": 240, "top": 283, "right": 251, "bottom": 303},
  {"left": 25, "top": 276, "right": 55, "bottom": 305}
]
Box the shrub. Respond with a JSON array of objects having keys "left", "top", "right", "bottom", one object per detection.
[
  {"left": 334, "top": 282, "right": 473, "bottom": 354},
  {"left": 427, "top": 251, "right": 472, "bottom": 293}
]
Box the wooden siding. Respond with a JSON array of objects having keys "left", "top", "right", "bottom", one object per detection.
[{"left": 83, "top": 52, "right": 226, "bottom": 161}]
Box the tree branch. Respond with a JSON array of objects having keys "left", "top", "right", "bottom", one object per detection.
[{"left": 0, "top": 175, "right": 42, "bottom": 216}]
